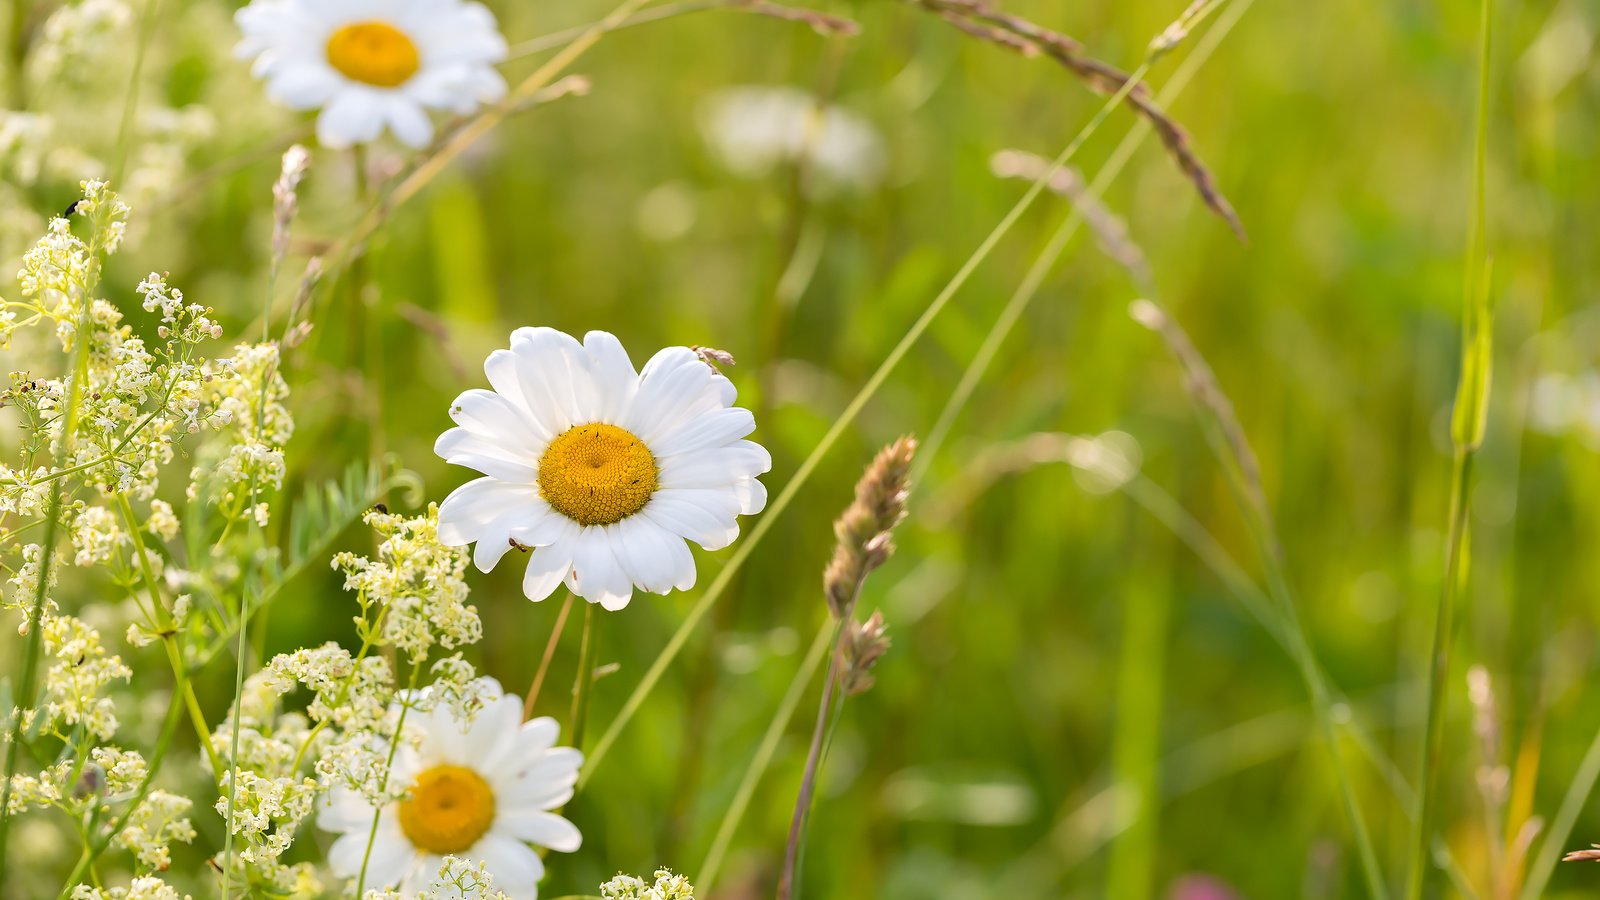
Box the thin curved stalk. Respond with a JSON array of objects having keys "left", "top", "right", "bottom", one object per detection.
[
  {"left": 697, "top": 621, "right": 833, "bottom": 891},
  {"left": 581, "top": 75, "right": 1138, "bottom": 782}
]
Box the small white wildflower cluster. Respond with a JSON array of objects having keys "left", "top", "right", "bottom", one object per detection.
[
  {"left": 70, "top": 876, "right": 190, "bottom": 900},
  {"left": 3, "top": 187, "right": 235, "bottom": 516},
  {"left": 0, "top": 186, "right": 233, "bottom": 898},
  {"left": 190, "top": 341, "right": 292, "bottom": 523},
  {"left": 206, "top": 656, "right": 330, "bottom": 892},
  {"left": 123, "top": 107, "right": 219, "bottom": 217},
  {"left": 28, "top": 0, "right": 135, "bottom": 84},
  {"left": 333, "top": 505, "right": 481, "bottom": 663},
  {"left": 600, "top": 869, "right": 697, "bottom": 900},
  {"left": 360, "top": 856, "right": 513, "bottom": 900},
  {"left": 39, "top": 611, "right": 132, "bottom": 740},
  {"left": 115, "top": 787, "right": 198, "bottom": 871}
]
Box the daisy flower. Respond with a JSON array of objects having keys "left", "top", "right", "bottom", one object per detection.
[
  {"left": 234, "top": 0, "right": 508, "bottom": 149},
  {"left": 318, "top": 681, "right": 582, "bottom": 899},
  {"left": 436, "top": 328, "right": 771, "bottom": 610}
]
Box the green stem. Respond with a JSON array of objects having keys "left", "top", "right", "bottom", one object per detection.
[
  {"left": 111, "top": 0, "right": 162, "bottom": 185},
  {"left": 113, "top": 493, "right": 225, "bottom": 777},
  {"left": 0, "top": 281, "right": 98, "bottom": 867},
  {"left": 1405, "top": 449, "right": 1476, "bottom": 899},
  {"left": 6, "top": 0, "right": 28, "bottom": 109},
  {"left": 56, "top": 644, "right": 189, "bottom": 898},
  {"left": 1405, "top": 0, "right": 1492, "bottom": 891},
  {"left": 776, "top": 618, "right": 848, "bottom": 900},
  {"left": 356, "top": 663, "right": 423, "bottom": 896},
  {"left": 569, "top": 602, "right": 598, "bottom": 751},
  {"left": 697, "top": 621, "right": 833, "bottom": 891}
]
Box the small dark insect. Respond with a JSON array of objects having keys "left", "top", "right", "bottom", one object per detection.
[
  {"left": 373, "top": 502, "right": 389, "bottom": 514},
  {"left": 61, "top": 199, "right": 81, "bottom": 219}
]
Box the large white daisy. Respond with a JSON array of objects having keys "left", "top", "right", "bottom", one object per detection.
[
  {"left": 234, "top": 0, "right": 508, "bottom": 149},
  {"left": 435, "top": 327, "right": 771, "bottom": 610},
  {"left": 318, "top": 680, "right": 582, "bottom": 899}
]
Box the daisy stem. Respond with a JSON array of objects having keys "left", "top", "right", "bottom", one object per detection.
[
  {"left": 569, "top": 601, "right": 599, "bottom": 751},
  {"left": 582, "top": 36, "right": 1140, "bottom": 787},
  {"left": 524, "top": 592, "right": 575, "bottom": 720},
  {"left": 696, "top": 620, "right": 833, "bottom": 891}
]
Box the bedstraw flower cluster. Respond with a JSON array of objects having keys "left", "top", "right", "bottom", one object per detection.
[
  {"left": 357, "top": 856, "right": 515, "bottom": 900},
  {"left": 600, "top": 869, "right": 697, "bottom": 900},
  {"left": 69, "top": 877, "right": 190, "bottom": 900},
  {"left": 333, "top": 505, "right": 481, "bottom": 663}
]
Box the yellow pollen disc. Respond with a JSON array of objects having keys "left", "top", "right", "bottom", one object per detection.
[
  {"left": 325, "top": 21, "right": 420, "bottom": 88},
  {"left": 397, "top": 765, "right": 496, "bottom": 855},
  {"left": 538, "top": 423, "right": 659, "bottom": 527}
]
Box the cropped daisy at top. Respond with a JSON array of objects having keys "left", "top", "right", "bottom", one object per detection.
[{"left": 234, "top": 0, "right": 508, "bottom": 149}]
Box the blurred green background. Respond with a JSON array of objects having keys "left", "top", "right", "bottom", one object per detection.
[{"left": 4, "top": 0, "right": 1600, "bottom": 897}]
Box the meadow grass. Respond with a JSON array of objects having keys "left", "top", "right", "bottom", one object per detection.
[{"left": 1, "top": 0, "right": 1598, "bottom": 898}]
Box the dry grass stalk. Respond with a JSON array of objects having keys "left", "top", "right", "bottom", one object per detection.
[
  {"left": 1129, "top": 299, "right": 1272, "bottom": 535},
  {"left": 737, "top": 0, "right": 860, "bottom": 36},
  {"left": 840, "top": 610, "right": 891, "bottom": 696},
  {"left": 823, "top": 436, "right": 917, "bottom": 618},
  {"left": 908, "top": 0, "right": 1245, "bottom": 239},
  {"left": 780, "top": 438, "right": 917, "bottom": 900},
  {"left": 990, "top": 149, "right": 1152, "bottom": 287},
  {"left": 1564, "top": 845, "right": 1600, "bottom": 863}
]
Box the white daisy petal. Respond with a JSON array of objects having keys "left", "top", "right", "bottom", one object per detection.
[
  {"left": 317, "top": 89, "right": 385, "bottom": 148},
  {"left": 476, "top": 833, "right": 544, "bottom": 900},
  {"left": 435, "top": 428, "right": 538, "bottom": 483},
  {"left": 608, "top": 517, "right": 695, "bottom": 594},
  {"left": 583, "top": 330, "right": 639, "bottom": 423},
  {"left": 650, "top": 406, "right": 758, "bottom": 457},
  {"left": 567, "top": 527, "right": 634, "bottom": 609},
  {"left": 497, "top": 810, "right": 584, "bottom": 853},
  {"left": 402, "top": 856, "right": 443, "bottom": 897},
  {"left": 450, "top": 388, "right": 551, "bottom": 447},
  {"left": 644, "top": 489, "right": 743, "bottom": 551},
  {"left": 267, "top": 62, "right": 343, "bottom": 109},
  {"left": 384, "top": 96, "right": 435, "bottom": 148},
  {"left": 510, "top": 326, "right": 592, "bottom": 432},
  {"left": 658, "top": 444, "right": 773, "bottom": 489},
  {"left": 626, "top": 348, "right": 729, "bottom": 443},
  {"left": 521, "top": 536, "right": 576, "bottom": 602}
]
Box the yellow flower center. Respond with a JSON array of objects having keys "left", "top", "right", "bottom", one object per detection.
[
  {"left": 325, "top": 21, "right": 420, "bottom": 88},
  {"left": 538, "top": 423, "right": 659, "bottom": 526},
  {"left": 398, "top": 765, "right": 495, "bottom": 855}
]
